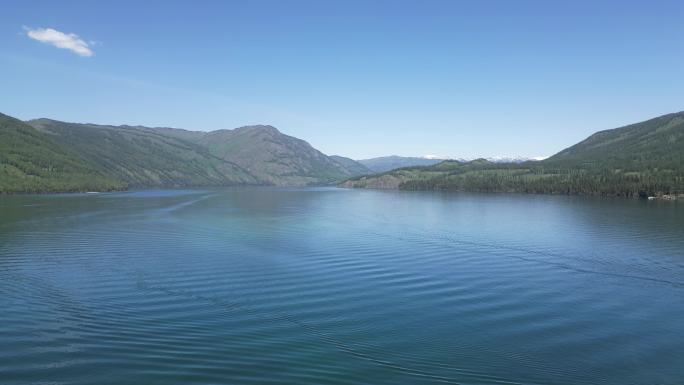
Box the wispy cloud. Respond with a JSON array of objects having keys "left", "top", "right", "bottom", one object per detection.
[{"left": 24, "top": 27, "right": 94, "bottom": 57}]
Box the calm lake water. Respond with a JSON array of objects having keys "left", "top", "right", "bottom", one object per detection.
[{"left": 1, "top": 188, "right": 683, "bottom": 385}]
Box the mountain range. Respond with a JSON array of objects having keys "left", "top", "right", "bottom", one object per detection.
[
  {"left": 358, "top": 156, "right": 445, "bottom": 173},
  {"left": 358, "top": 156, "right": 540, "bottom": 173},
  {"left": 344, "top": 111, "right": 684, "bottom": 197},
  {"left": 2, "top": 110, "right": 683, "bottom": 196},
  {"left": 0, "top": 113, "right": 370, "bottom": 193}
]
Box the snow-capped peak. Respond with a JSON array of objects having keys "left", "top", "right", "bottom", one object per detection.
[{"left": 421, "top": 155, "right": 547, "bottom": 163}]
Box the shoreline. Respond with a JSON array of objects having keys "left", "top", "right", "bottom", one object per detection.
[{"left": 2, "top": 184, "right": 682, "bottom": 201}]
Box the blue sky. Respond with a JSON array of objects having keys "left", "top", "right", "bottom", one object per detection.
[{"left": 1, "top": 0, "right": 683, "bottom": 159}]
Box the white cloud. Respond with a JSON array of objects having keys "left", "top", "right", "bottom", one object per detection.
[{"left": 25, "top": 27, "right": 94, "bottom": 57}]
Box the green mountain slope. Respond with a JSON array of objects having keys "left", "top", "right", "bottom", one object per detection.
[
  {"left": 0, "top": 114, "right": 125, "bottom": 193},
  {"left": 29, "top": 119, "right": 258, "bottom": 188},
  {"left": 195, "top": 125, "right": 367, "bottom": 185},
  {"left": 546, "top": 112, "right": 684, "bottom": 169},
  {"left": 344, "top": 112, "right": 684, "bottom": 197},
  {"left": 2, "top": 115, "right": 370, "bottom": 192},
  {"left": 329, "top": 155, "right": 373, "bottom": 176}
]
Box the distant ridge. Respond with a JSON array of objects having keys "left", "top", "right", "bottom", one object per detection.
[
  {"left": 359, "top": 155, "right": 541, "bottom": 173},
  {"left": 344, "top": 111, "right": 684, "bottom": 197},
  {"left": 191, "top": 124, "right": 369, "bottom": 186},
  {"left": 358, "top": 156, "right": 444, "bottom": 173}
]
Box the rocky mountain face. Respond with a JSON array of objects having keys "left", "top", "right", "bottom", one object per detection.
[{"left": 194, "top": 125, "right": 368, "bottom": 186}]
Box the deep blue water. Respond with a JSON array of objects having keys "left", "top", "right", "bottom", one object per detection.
[{"left": 1, "top": 188, "right": 683, "bottom": 385}]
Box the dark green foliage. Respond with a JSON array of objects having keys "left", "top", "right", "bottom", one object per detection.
[
  {"left": 346, "top": 112, "right": 684, "bottom": 197},
  {"left": 0, "top": 114, "right": 126, "bottom": 193}
]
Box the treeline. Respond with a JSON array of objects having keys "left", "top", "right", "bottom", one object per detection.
[
  {"left": 0, "top": 171, "right": 126, "bottom": 194},
  {"left": 398, "top": 165, "right": 684, "bottom": 197}
]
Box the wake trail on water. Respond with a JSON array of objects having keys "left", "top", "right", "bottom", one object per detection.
[
  {"left": 129, "top": 271, "right": 530, "bottom": 385},
  {"left": 362, "top": 228, "right": 684, "bottom": 290}
]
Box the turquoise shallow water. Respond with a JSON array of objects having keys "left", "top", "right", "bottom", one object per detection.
[{"left": 1, "top": 187, "right": 683, "bottom": 385}]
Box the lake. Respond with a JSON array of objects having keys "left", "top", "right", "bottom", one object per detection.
[{"left": 1, "top": 188, "right": 683, "bottom": 385}]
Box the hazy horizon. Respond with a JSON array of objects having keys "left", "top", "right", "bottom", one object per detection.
[{"left": 2, "top": 0, "right": 683, "bottom": 159}]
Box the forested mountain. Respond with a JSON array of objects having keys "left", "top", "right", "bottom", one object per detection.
[
  {"left": 0, "top": 113, "right": 369, "bottom": 193},
  {"left": 4, "top": 110, "right": 684, "bottom": 196},
  {"left": 0, "top": 114, "right": 125, "bottom": 193},
  {"left": 344, "top": 112, "right": 684, "bottom": 197},
  {"left": 329, "top": 155, "right": 373, "bottom": 176},
  {"left": 28, "top": 119, "right": 258, "bottom": 187},
  {"left": 194, "top": 125, "right": 366, "bottom": 186},
  {"left": 546, "top": 111, "right": 684, "bottom": 169},
  {"left": 358, "top": 155, "right": 539, "bottom": 173}
]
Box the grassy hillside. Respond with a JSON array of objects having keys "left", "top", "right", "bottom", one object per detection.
[
  {"left": 344, "top": 112, "right": 684, "bottom": 197},
  {"left": 0, "top": 114, "right": 125, "bottom": 193}
]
